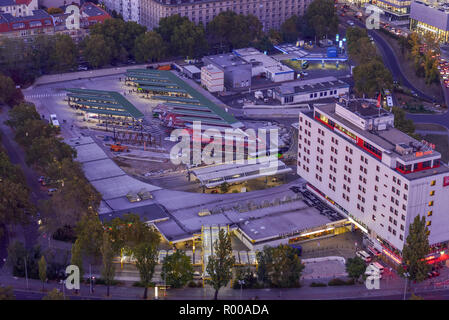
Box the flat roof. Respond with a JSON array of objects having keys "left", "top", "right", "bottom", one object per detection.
[
  {"left": 99, "top": 203, "right": 169, "bottom": 224},
  {"left": 66, "top": 88, "right": 144, "bottom": 119},
  {"left": 274, "top": 43, "right": 348, "bottom": 62},
  {"left": 276, "top": 76, "right": 349, "bottom": 96},
  {"left": 309, "top": 104, "right": 449, "bottom": 180},
  {"left": 203, "top": 53, "right": 249, "bottom": 69}
]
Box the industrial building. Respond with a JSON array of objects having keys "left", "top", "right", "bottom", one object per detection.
[
  {"left": 140, "top": 0, "right": 314, "bottom": 31},
  {"left": 201, "top": 64, "right": 224, "bottom": 93},
  {"left": 410, "top": 0, "right": 449, "bottom": 43},
  {"left": 66, "top": 88, "right": 144, "bottom": 128},
  {"left": 233, "top": 47, "right": 294, "bottom": 83},
  {"left": 274, "top": 43, "right": 349, "bottom": 64},
  {"left": 297, "top": 100, "right": 449, "bottom": 264},
  {"left": 125, "top": 68, "right": 243, "bottom": 129},
  {"left": 202, "top": 53, "right": 252, "bottom": 89},
  {"left": 274, "top": 76, "right": 350, "bottom": 105}
]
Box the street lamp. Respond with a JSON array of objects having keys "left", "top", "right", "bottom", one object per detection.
[{"left": 403, "top": 272, "right": 410, "bottom": 300}]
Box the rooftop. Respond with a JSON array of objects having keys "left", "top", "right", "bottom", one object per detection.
[
  {"left": 276, "top": 76, "right": 349, "bottom": 95},
  {"left": 204, "top": 53, "right": 250, "bottom": 69}
]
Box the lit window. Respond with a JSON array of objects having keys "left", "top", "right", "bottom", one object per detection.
[
  {"left": 430, "top": 190, "right": 435, "bottom": 196},
  {"left": 428, "top": 201, "right": 434, "bottom": 206},
  {"left": 427, "top": 211, "right": 433, "bottom": 217},
  {"left": 426, "top": 221, "right": 431, "bottom": 226},
  {"left": 430, "top": 180, "right": 436, "bottom": 186}
]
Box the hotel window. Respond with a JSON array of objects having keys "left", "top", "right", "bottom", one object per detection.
[
  {"left": 430, "top": 190, "right": 435, "bottom": 196},
  {"left": 430, "top": 180, "right": 436, "bottom": 186},
  {"left": 427, "top": 211, "right": 433, "bottom": 217},
  {"left": 426, "top": 221, "right": 431, "bottom": 227}
]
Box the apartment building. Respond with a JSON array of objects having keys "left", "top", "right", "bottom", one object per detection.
[
  {"left": 140, "top": 0, "right": 313, "bottom": 31},
  {"left": 0, "top": 0, "right": 38, "bottom": 17},
  {"left": 201, "top": 64, "right": 224, "bottom": 92},
  {"left": 297, "top": 100, "right": 449, "bottom": 263},
  {"left": 0, "top": 9, "right": 54, "bottom": 39},
  {"left": 103, "top": 0, "right": 140, "bottom": 23}
]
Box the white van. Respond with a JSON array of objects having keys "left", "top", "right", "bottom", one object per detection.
[{"left": 356, "top": 250, "right": 372, "bottom": 263}]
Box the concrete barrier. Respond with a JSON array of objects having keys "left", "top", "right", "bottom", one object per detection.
[{"left": 302, "top": 256, "right": 346, "bottom": 265}]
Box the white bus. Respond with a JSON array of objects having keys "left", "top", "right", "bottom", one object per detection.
[{"left": 50, "top": 114, "right": 60, "bottom": 127}]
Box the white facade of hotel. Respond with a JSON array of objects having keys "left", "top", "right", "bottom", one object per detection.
[{"left": 297, "top": 102, "right": 449, "bottom": 254}]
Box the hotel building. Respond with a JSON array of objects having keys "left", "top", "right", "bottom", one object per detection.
[
  {"left": 140, "top": 0, "right": 313, "bottom": 31},
  {"left": 371, "top": 0, "right": 411, "bottom": 20},
  {"left": 297, "top": 100, "right": 449, "bottom": 262}
]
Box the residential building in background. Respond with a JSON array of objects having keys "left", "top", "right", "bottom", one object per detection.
[
  {"left": 0, "top": 9, "right": 54, "bottom": 39},
  {"left": 410, "top": 0, "right": 449, "bottom": 43},
  {"left": 371, "top": 0, "right": 411, "bottom": 20},
  {"left": 297, "top": 100, "right": 449, "bottom": 263},
  {"left": 102, "top": 0, "right": 140, "bottom": 23},
  {"left": 0, "top": 2, "right": 110, "bottom": 41},
  {"left": 140, "top": 0, "right": 313, "bottom": 30},
  {"left": 0, "top": 0, "right": 38, "bottom": 17}
]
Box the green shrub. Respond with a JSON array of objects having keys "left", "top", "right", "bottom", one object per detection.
[
  {"left": 328, "top": 278, "right": 355, "bottom": 286},
  {"left": 132, "top": 281, "right": 155, "bottom": 287},
  {"left": 310, "top": 282, "right": 327, "bottom": 287},
  {"left": 94, "top": 278, "right": 122, "bottom": 286},
  {"left": 187, "top": 280, "right": 197, "bottom": 288}
]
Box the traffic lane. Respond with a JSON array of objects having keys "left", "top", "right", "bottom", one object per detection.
[{"left": 344, "top": 18, "right": 436, "bottom": 102}]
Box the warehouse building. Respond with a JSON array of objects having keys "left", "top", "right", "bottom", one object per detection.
[
  {"left": 233, "top": 47, "right": 294, "bottom": 83},
  {"left": 274, "top": 76, "right": 350, "bottom": 105},
  {"left": 202, "top": 53, "right": 252, "bottom": 89}
]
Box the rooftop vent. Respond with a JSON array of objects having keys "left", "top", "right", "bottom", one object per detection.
[{"left": 395, "top": 143, "right": 414, "bottom": 155}]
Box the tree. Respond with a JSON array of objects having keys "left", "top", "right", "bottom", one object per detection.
[
  {"left": 256, "top": 245, "right": 305, "bottom": 288},
  {"left": 50, "top": 34, "right": 77, "bottom": 72},
  {"left": 401, "top": 215, "right": 431, "bottom": 283},
  {"left": 47, "top": 7, "right": 63, "bottom": 14},
  {"left": 101, "top": 232, "right": 116, "bottom": 297},
  {"left": 0, "top": 286, "right": 15, "bottom": 300},
  {"left": 161, "top": 250, "right": 194, "bottom": 288},
  {"left": 305, "top": 0, "right": 339, "bottom": 40},
  {"left": 71, "top": 239, "right": 84, "bottom": 281},
  {"left": 82, "top": 34, "right": 113, "bottom": 68},
  {"left": 134, "top": 241, "right": 159, "bottom": 299},
  {"left": 6, "top": 102, "right": 41, "bottom": 129},
  {"left": 353, "top": 58, "right": 393, "bottom": 98},
  {"left": 0, "top": 74, "right": 22, "bottom": 106},
  {"left": 206, "top": 229, "right": 235, "bottom": 300},
  {"left": 170, "top": 20, "right": 208, "bottom": 58},
  {"left": 392, "top": 106, "right": 417, "bottom": 137},
  {"left": 280, "top": 15, "right": 301, "bottom": 43},
  {"left": 42, "top": 288, "right": 66, "bottom": 300},
  {"left": 38, "top": 256, "right": 47, "bottom": 291},
  {"left": 345, "top": 256, "right": 366, "bottom": 282},
  {"left": 133, "top": 31, "right": 165, "bottom": 63}
]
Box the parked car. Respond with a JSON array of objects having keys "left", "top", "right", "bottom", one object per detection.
[{"left": 47, "top": 188, "right": 58, "bottom": 196}]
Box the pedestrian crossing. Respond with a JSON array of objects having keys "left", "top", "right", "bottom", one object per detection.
[{"left": 24, "top": 92, "right": 66, "bottom": 99}]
